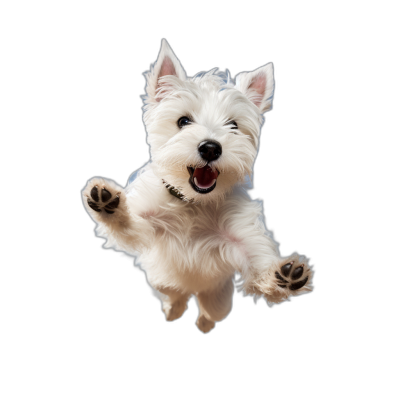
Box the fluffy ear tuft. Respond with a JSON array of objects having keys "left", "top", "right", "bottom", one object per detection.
[
  {"left": 145, "top": 39, "right": 186, "bottom": 103},
  {"left": 235, "top": 63, "right": 275, "bottom": 113}
]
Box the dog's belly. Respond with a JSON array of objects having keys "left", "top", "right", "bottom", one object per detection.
[{"left": 140, "top": 237, "right": 235, "bottom": 294}]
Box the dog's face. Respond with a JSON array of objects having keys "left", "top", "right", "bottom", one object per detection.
[{"left": 143, "top": 40, "right": 274, "bottom": 204}]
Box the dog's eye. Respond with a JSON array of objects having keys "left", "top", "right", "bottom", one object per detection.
[
  {"left": 177, "top": 116, "right": 192, "bottom": 128},
  {"left": 226, "top": 120, "right": 238, "bottom": 130}
]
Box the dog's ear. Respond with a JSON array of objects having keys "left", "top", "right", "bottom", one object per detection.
[
  {"left": 145, "top": 39, "right": 186, "bottom": 103},
  {"left": 235, "top": 63, "right": 275, "bottom": 113}
]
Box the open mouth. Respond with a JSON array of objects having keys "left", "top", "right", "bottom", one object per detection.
[{"left": 187, "top": 166, "right": 219, "bottom": 194}]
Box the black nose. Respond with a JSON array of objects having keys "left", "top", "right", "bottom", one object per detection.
[{"left": 198, "top": 141, "right": 222, "bottom": 162}]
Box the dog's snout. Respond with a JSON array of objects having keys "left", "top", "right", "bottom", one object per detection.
[{"left": 198, "top": 141, "right": 222, "bottom": 162}]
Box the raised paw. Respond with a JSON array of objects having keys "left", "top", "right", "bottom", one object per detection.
[
  {"left": 275, "top": 260, "right": 310, "bottom": 291},
  {"left": 86, "top": 185, "right": 120, "bottom": 214}
]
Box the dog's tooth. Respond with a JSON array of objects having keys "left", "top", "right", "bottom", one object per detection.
[{"left": 194, "top": 177, "right": 216, "bottom": 189}]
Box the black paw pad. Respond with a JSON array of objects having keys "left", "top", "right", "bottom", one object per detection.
[
  {"left": 275, "top": 272, "right": 288, "bottom": 288},
  {"left": 87, "top": 185, "right": 120, "bottom": 214},
  {"left": 105, "top": 196, "right": 119, "bottom": 210},
  {"left": 277, "top": 261, "right": 309, "bottom": 291},
  {"left": 87, "top": 199, "right": 101, "bottom": 212},
  {"left": 289, "top": 277, "right": 309, "bottom": 290},
  {"left": 90, "top": 186, "right": 99, "bottom": 202},
  {"left": 281, "top": 263, "right": 292, "bottom": 277},
  {"left": 101, "top": 188, "right": 112, "bottom": 202},
  {"left": 292, "top": 266, "right": 303, "bottom": 280}
]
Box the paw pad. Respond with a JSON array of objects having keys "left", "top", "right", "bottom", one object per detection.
[
  {"left": 275, "top": 261, "right": 309, "bottom": 291},
  {"left": 87, "top": 185, "right": 120, "bottom": 214}
]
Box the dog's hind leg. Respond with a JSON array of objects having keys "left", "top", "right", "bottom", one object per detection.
[
  {"left": 195, "top": 277, "right": 234, "bottom": 333},
  {"left": 157, "top": 287, "right": 191, "bottom": 322}
]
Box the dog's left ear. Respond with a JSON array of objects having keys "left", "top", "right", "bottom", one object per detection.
[
  {"left": 145, "top": 39, "right": 186, "bottom": 103},
  {"left": 235, "top": 63, "right": 275, "bottom": 113}
]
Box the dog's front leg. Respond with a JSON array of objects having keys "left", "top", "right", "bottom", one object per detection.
[
  {"left": 236, "top": 229, "right": 313, "bottom": 303},
  {"left": 82, "top": 177, "right": 151, "bottom": 253},
  {"left": 221, "top": 199, "right": 312, "bottom": 303}
]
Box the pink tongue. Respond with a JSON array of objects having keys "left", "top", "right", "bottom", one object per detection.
[{"left": 193, "top": 166, "right": 219, "bottom": 188}]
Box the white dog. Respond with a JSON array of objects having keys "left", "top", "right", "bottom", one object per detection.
[{"left": 83, "top": 40, "right": 312, "bottom": 333}]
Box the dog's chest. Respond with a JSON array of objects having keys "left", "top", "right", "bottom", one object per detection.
[
  {"left": 141, "top": 200, "right": 242, "bottom": 291},
  {"left": 152, "top": 204, "right": 219, "bottom": 247}
]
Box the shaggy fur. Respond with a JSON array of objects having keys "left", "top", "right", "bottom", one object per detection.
[{"left": 82, "top": 39, "right": 312, "bottom": 333}]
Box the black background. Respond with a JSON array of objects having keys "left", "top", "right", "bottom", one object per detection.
[{"left": 56, "top": 20, "right": 341, "bottom": 359}]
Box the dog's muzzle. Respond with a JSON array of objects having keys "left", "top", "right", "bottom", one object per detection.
[{"left": 186, "top": 140, "right": 222, "bottom": 194}]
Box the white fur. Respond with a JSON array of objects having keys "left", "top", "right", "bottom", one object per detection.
[{"left": 83, "top": 39, "right": 312, "bottom": 333}]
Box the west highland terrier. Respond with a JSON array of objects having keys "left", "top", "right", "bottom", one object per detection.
[{"left": 82, "top": 40, "right": 312, "bottom": 333}]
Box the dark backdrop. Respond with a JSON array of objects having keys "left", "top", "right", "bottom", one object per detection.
[{"left": 60, "top": 23, "right": 340, "bottom": 359}]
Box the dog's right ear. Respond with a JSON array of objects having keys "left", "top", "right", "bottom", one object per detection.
[
  {"left": 144, "top": 39, "right": 186, "bottom": 103},
  {"left": 234, "top": 63, "right": 275, "bottom": 113}
]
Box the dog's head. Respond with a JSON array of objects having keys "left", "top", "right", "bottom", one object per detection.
[{"left": 142, "top": 40, "right": 274, "bottom": 204}]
